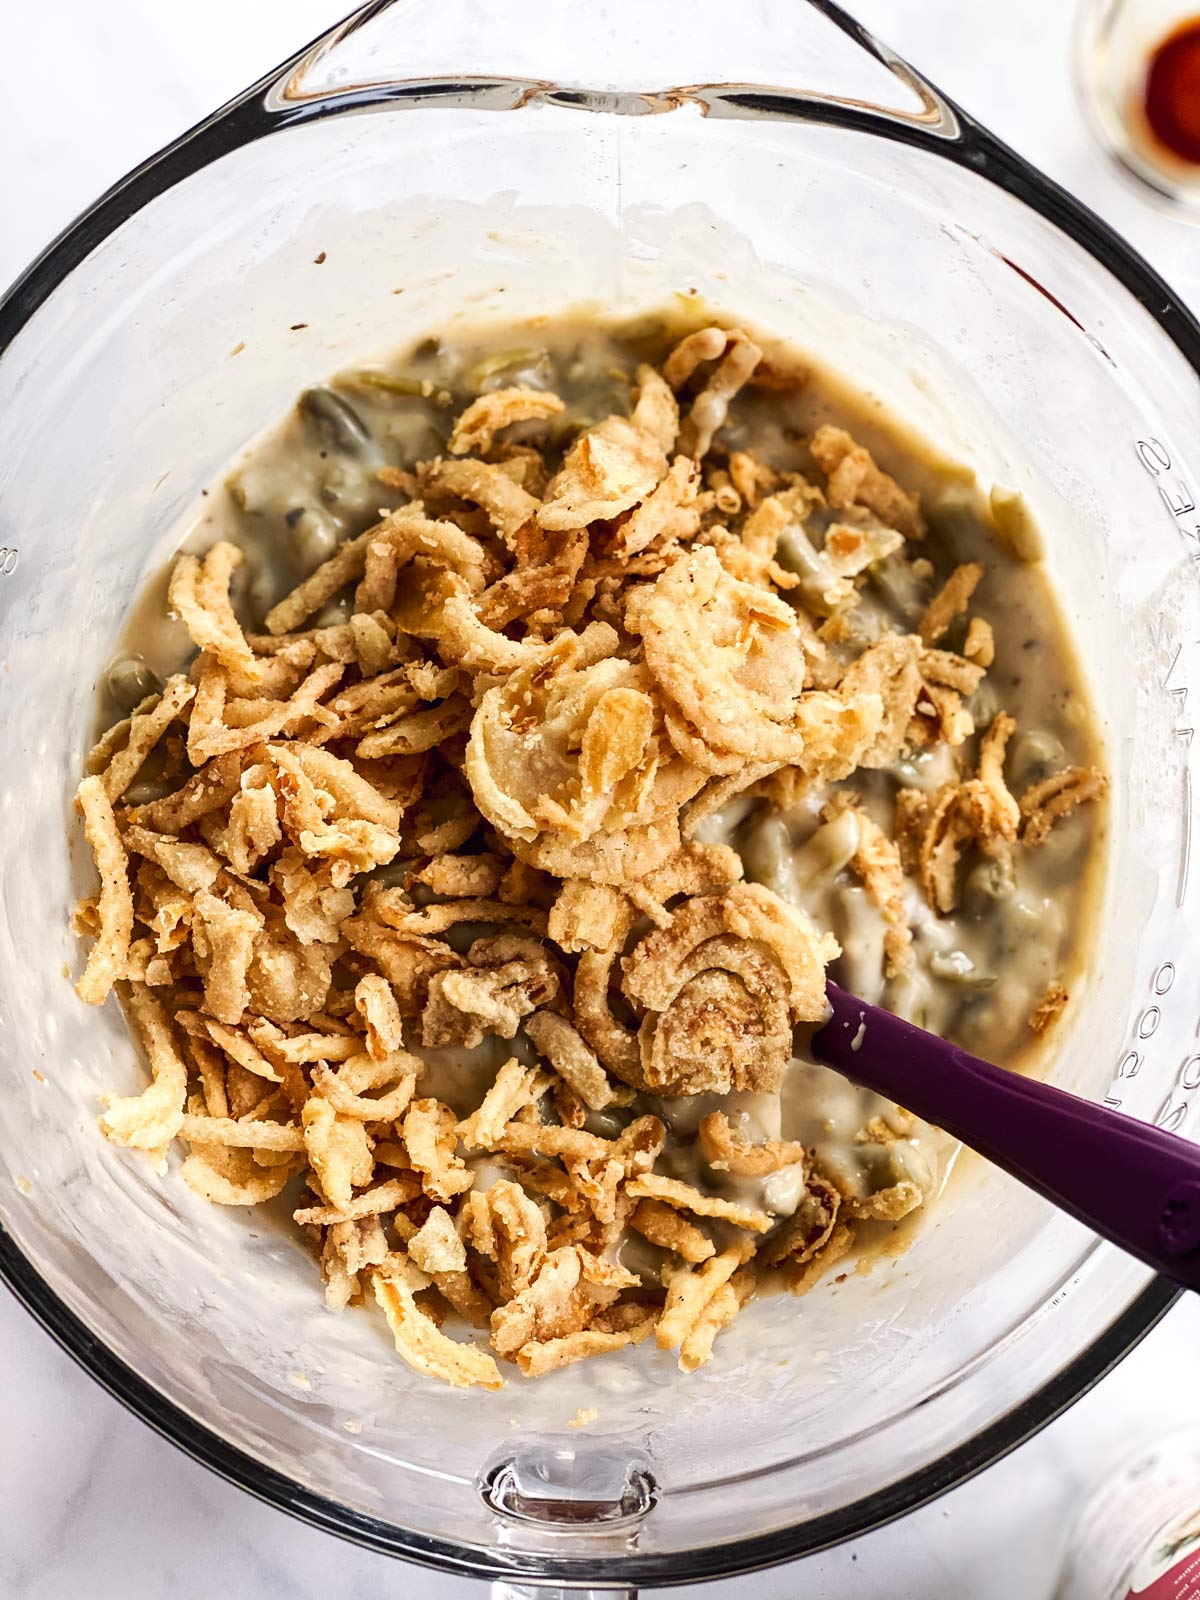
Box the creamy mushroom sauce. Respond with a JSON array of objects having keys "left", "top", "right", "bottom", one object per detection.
[{"left": 100, "top": 308, "right": 1106, "bottom": 1277}]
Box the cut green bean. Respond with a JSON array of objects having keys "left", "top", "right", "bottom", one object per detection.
[
  {"left": 107, "top": 655, "right": 162, "bottom": 712},
  {"left": 298, "top": 387, "right": 372, "bottom": 453}
]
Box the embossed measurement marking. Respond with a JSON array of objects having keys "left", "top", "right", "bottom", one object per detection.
[
  {"left": 1105, "top": 960, "right": 1176, "bottom": 1113},
  {"left": 1106, "top": 439, "right": 1200, "bottom": 1119},
  {"left": 1137, "top": 436, "right": 1200, "bottom": 555},
  {"left": 1138, "top": 438, "right": 1200, "bottom": 907},
  {"left": 0, "top": 548, "right": 17, "bottom": 576},
  {"left": 1159, "top": 632, "right": 1195, "bottom": 907},
  {"left": 1155, "top": 977, "right": 1200, "bottom": 1135}
]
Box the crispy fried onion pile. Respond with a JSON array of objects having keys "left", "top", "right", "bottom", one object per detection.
[{"left": 73, "top": 323, "right": 1106, "bottom": 1389}]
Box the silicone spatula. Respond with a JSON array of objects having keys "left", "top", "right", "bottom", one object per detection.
[{"left": 811, "top": 981, "right": 1200, "bottom": 1289}]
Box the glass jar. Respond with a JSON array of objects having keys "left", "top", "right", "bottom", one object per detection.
[
  {"left": 1059, "top": 1431, "right": 1200, "bottom": 1600},
  {"left": 1076, "top": 0, "right": 1200, "bottom": 217}
]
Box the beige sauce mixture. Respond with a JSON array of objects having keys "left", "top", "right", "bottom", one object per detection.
[{"left": 90, "top": 306, "right": 1106, "bottom": 1330}]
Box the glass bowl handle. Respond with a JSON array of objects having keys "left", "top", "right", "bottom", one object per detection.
[
  {"left": 491, "top": 1587, "right": 636, "bottom": 1599},
  {"left": 265, "top": 0, "right": 961, "bottom": 142}
]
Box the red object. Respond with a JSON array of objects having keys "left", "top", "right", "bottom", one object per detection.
[
  {"left": 1144, "top": 17, "right": 1200, "bottom": 165},
  {"left": 1129, "top": 1546, "right": 1200, "bottom": 1597}
]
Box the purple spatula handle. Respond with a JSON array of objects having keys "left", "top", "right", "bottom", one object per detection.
[{"left": 812, "top": 982, "right": 1200, "bottom": 1291}]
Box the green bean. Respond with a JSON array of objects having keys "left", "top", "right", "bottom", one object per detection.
[
  {"left": 963, "top": 852, "right": 1016, "bottom": 918},
  {"left": 312, "top": 595, "right": 352, "bottom": 629},
  {"left": 886, "top": 966, "right": 931, "bottom": 1029},
  {"left": 992, "top": 892, "right": 1062, "bottom": 967},
  {"left": 342, "top": 370, "right": 434, "bottom": 398},
  {"left": 797, "top": 809, "right": 860, "bottom": 883},
  {"left": 298, "top": 387, "right": 372, "bottom": 453},
  {"left": 833, "top": 885, "right": 886, "bottom": 1005},
  {"left": 546, "top": 414, "right": 588, "bottom": 449},
  {"left": 583, "top": 1109, "right": 627, "bottom": 1142},
  {"left": 869, "top": 553, "right": 928, "bottom": 623},
  {"left": 612, "top": 315, "right": 672, "bottom": 358},
  {"left": 740, "top": 815, "right": 800, "bottom": 904},
  {"left": 293, "top": 509, "right": 341, "bottom": 573},
  {"left": 969, "top": 679, "right": 1000, "bottom": 727},
  {"left": 369, "top": 857, "right": 418, "bottom": 890},
  {"left": 890, "top": 758, "right": 924, "bottom": 787},
  {"left": 107, "top": 655, "right": 162, "bottom": 712},
  {"left": 319, "top": 459, "right": 377, "bottom": 513},
  {"left": 462, "top": 347, "right": 552, "bottom": 393},
  {"left": 381, "top": 416, "right": 446, "bottom": 461},
  {"left": 775, "top": 524, "right": 859, "bottom": 619},
  {"left": 775, "top": 524, "right": 825, "bottom": 584},
  {"left": 614, "top": 315, "right": 681, "bottom": 360},
  {"left": 855, "top": 1138, "right": 916, "bottom": 1194},
  {"left": 1012, "top": 729, "right": 1065, "bottom": 787}
]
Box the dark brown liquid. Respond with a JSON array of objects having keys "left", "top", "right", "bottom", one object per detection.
[{"left": 1143, "top": 17, "right": 1200, "bottom": 165}]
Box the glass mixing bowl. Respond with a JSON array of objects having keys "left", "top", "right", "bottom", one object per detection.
[{"left": 2, "top": 2, "right": 1199, "bottom": 1593}]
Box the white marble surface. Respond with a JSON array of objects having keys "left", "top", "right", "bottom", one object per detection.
[{"left": 4, "top": 3, "right": 1200, "bottom": 1596}]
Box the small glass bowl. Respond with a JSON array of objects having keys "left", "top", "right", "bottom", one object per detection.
[{"left": 1076, "top": 0, "right": 1200, "bottom": 219}]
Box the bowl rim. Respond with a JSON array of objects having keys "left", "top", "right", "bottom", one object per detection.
[
  {"left": 0, "top": 0, "right": 1196, "bottom": 1583},
  {"left": 0, "top": 1226, "right": 1179, "bottom": 1583}
]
